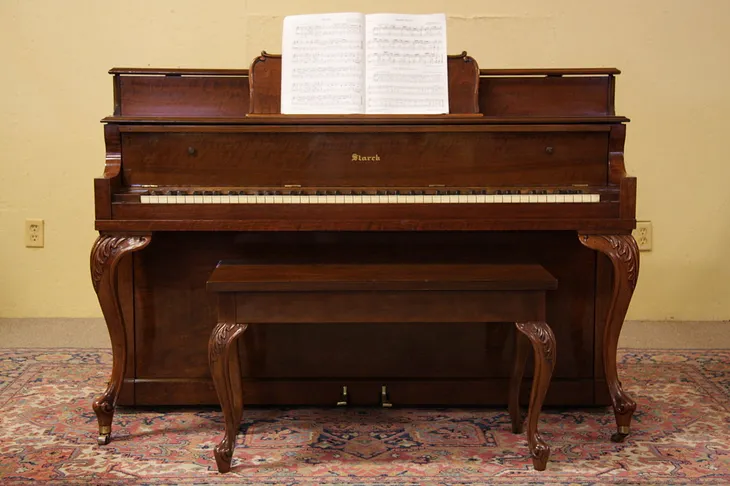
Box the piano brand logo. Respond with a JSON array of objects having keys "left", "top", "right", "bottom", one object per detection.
[{"left": 352, "top": 153, "right": 380, "bottom": 162}]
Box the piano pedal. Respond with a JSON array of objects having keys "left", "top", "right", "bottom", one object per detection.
[
  {"left": 336, "top": 385, "right": 349, "bottom": 407},
  {"left": 380, "top": 385, "right": 393, "bottom": 408}
]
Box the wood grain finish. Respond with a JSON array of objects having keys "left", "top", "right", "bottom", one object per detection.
[
  {"left": 90, "top": 234, "right": 151, "bottom": 445},
  {"left": 208, "top": 263, "right": 556, "bottom": 472},
  {"left": 119, "top": 129, "right": 609, "bottom": 188},
  {"left": 92, "top": 59, "right": 638, "bottom": 447},
  {"left": 579, "top": 233, "right": 639, "bottom": 441}
]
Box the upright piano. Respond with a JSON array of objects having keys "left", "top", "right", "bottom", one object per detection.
[{"left": 91, "top": 53, "right": 639, "bottom": 445}]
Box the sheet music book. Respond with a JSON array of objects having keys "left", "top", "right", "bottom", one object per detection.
[{"left": 281, "top": 12, "right": 449, "bottom": 115}]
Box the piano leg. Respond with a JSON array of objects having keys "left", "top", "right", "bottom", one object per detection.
[
  {"left": 90, "top": 234, "right": 151, "bottom": 445},
  {"left": 209, "top": 296, "right": 247, "bottom": 473},
  {"left": 579, "top": 234, "right": 639, "bottom": 442}
]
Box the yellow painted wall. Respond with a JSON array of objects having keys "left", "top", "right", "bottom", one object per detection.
[{"left": 1, "top": 0, "right": 728, "bottom": 319}]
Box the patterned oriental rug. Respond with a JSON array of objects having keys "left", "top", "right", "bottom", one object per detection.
[{"left": 1, "top": 349, "right": 729, "bottom": 485}]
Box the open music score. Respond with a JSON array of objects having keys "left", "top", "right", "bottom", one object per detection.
[
  {"left": 136, "top": 188, "right": 602, "bottom": 205},
  {"left": 281, "top": 12, "right": 449, "bottom": 115}
]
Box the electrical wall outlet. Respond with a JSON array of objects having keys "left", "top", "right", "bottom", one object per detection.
[
  {"left": 633, "top": 221, "right": 652, "bottom": 251},
  {"left": 25, "top": 219, "right": 44, "bottom": 248}
]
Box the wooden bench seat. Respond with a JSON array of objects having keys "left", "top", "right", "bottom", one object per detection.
[{"left": 207, "top": 262, "right": 557, "bottom": 472}]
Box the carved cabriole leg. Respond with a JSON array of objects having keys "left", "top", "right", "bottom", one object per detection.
[
  {"left": 508, "top": 329, "right": 530, "bottom": 434},
  {"left": 209, "top": 295, "right": 247, "bottom": 474},
  {"left": 90, "top": 234, "right": 151, "bottom": 445},
  {"left": 579, "top": 234, "right": 639, "bottom": 442},
  {"left": 515, "top": 321, "right": 556, "bottom": 471}
]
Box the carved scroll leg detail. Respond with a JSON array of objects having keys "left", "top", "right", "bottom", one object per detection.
[
  {"left": 515, "top": 321, "right": 556, "bottom": 471},
  {"left": 579, "top": 234, "right": 639, "bottom": 442},
  {"left": 508, "top": 328, "right": 530, "bottom": 434},
  {"left": 90, "top": 234, "right": 151, "bottom": 445},
  {"left": 209, "top": 321, "right": 248, "bottom": 473}
]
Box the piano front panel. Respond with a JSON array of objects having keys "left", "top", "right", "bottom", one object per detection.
[
  {"left": 127, "top": 231, "right": 599, "bottom": 406},
  {"left": 119, "top": 128, "right": 609, "bottom": 187}
]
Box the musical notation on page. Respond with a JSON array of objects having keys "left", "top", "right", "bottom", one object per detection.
[{"left": 280, "top": 12, "right": 449, "bottom": 115}]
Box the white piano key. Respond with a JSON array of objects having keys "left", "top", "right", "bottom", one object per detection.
[
  {"left": 529, "top": 195, "right": 538, "bottom": 203},
  {"left": 202, "top": 195, "right": 212, "bottom": 204},
  {"left": 423, "top": 195, "right": 433, "bottom": 203},
  {"left": 591, "top": 193, "right": 601, "bottom": 203},
  {"left": 415, "top": 195, "right": 424, "bottom": 204},
  {"left": 494, "top": 195, "right": 503, "bottom": 203},
  {"left": 282, "top": 195, "right": 293, "bottom": 204},
  {"left": 211, "top": 195, "right": 221, "bottom": 204},
  {"left": 537, "top": 195, "right": 547, "bottom": 203},
  {"left": 150, "top": 195, "right": 160, "bottom": 204},
  {"left": 520, "top": 195, "right": 530, "bottom": 203},
  {"left": 565, "top": 195, "right": 575, "bottom": 203},
  {"left": 395, "top": 195, "right": 406, "bottom": 204},
  {"left": 547, "top": 195, "right": 557, "bottom": 203},
  {"left": 175, "top": 195, "right": 186, "bottom": 204},
  {"left": 228, "top": 195, "right": 239, "bottom": 204},
  {"left": 140, "top": 195, "right": 151, "bottom": 204},
  {"left": 353, "top": 195, "right": 362, "bottom": 204},
  {"left": 555, "top": 195, "right": 565, "bottom": 203},
  {"left": 484, "top": 195, "right": 494, "bottom": 203},
  {"left": 467, "top": 195, "right": 477, "bottom": 203},
  {"left": 335, "top": 195, "right": 345, "bottom": 204}
]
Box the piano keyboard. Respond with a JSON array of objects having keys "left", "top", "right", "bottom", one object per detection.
[{"left": 138, "top": 189, "right": 600, "bottom": 204}]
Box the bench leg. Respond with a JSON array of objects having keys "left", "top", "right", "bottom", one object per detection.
[
  {"left": 209, "top": 321, "right": 247, "bottom": 473},
  {"left": 508, "top": 329, "right": 530, "bottom": 434},
  {"left": 515, "top": 321, "right": 556, "bottom": 471}
]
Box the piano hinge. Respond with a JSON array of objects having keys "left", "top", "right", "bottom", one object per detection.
[
  {"left": 428, "top": 184, "right": 445, "bottom": 187},
  {"left": 284, "top": 184, "right": 302, "bottom": 188}
]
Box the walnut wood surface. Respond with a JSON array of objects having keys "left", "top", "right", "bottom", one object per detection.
[
  {"left": 514, "top": 321, "right": 556, "bottom": 471},
  {"left": 90, "top": 234, "right": 151, "bottom": 445},
  {"left": 579, "top": 233, "right": 639, "bottom": 441},
  {"left": 92, "top": 59, "right": 638, "bottom": 439},
  {"left": 208, "top": 263, "right": 556, "bottom": 472},
  {"left": 208, "top": 263, "right": 557, "bottom": 292},
  {"left": 119, "top": 129, "right": 609, "bottom": 188}
]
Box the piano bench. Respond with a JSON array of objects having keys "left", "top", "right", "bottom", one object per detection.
[{"left": 206, "top": 262, "right": 557, "bottom": 473}]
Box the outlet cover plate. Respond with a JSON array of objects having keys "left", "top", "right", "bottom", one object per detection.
[{"left": 633, "top": 221, "right": 652, "bottom": 251}]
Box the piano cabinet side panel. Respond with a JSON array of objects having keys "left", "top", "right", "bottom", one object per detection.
[{"left": 129, "top": 231, "right": 603, "bottom": 406}]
